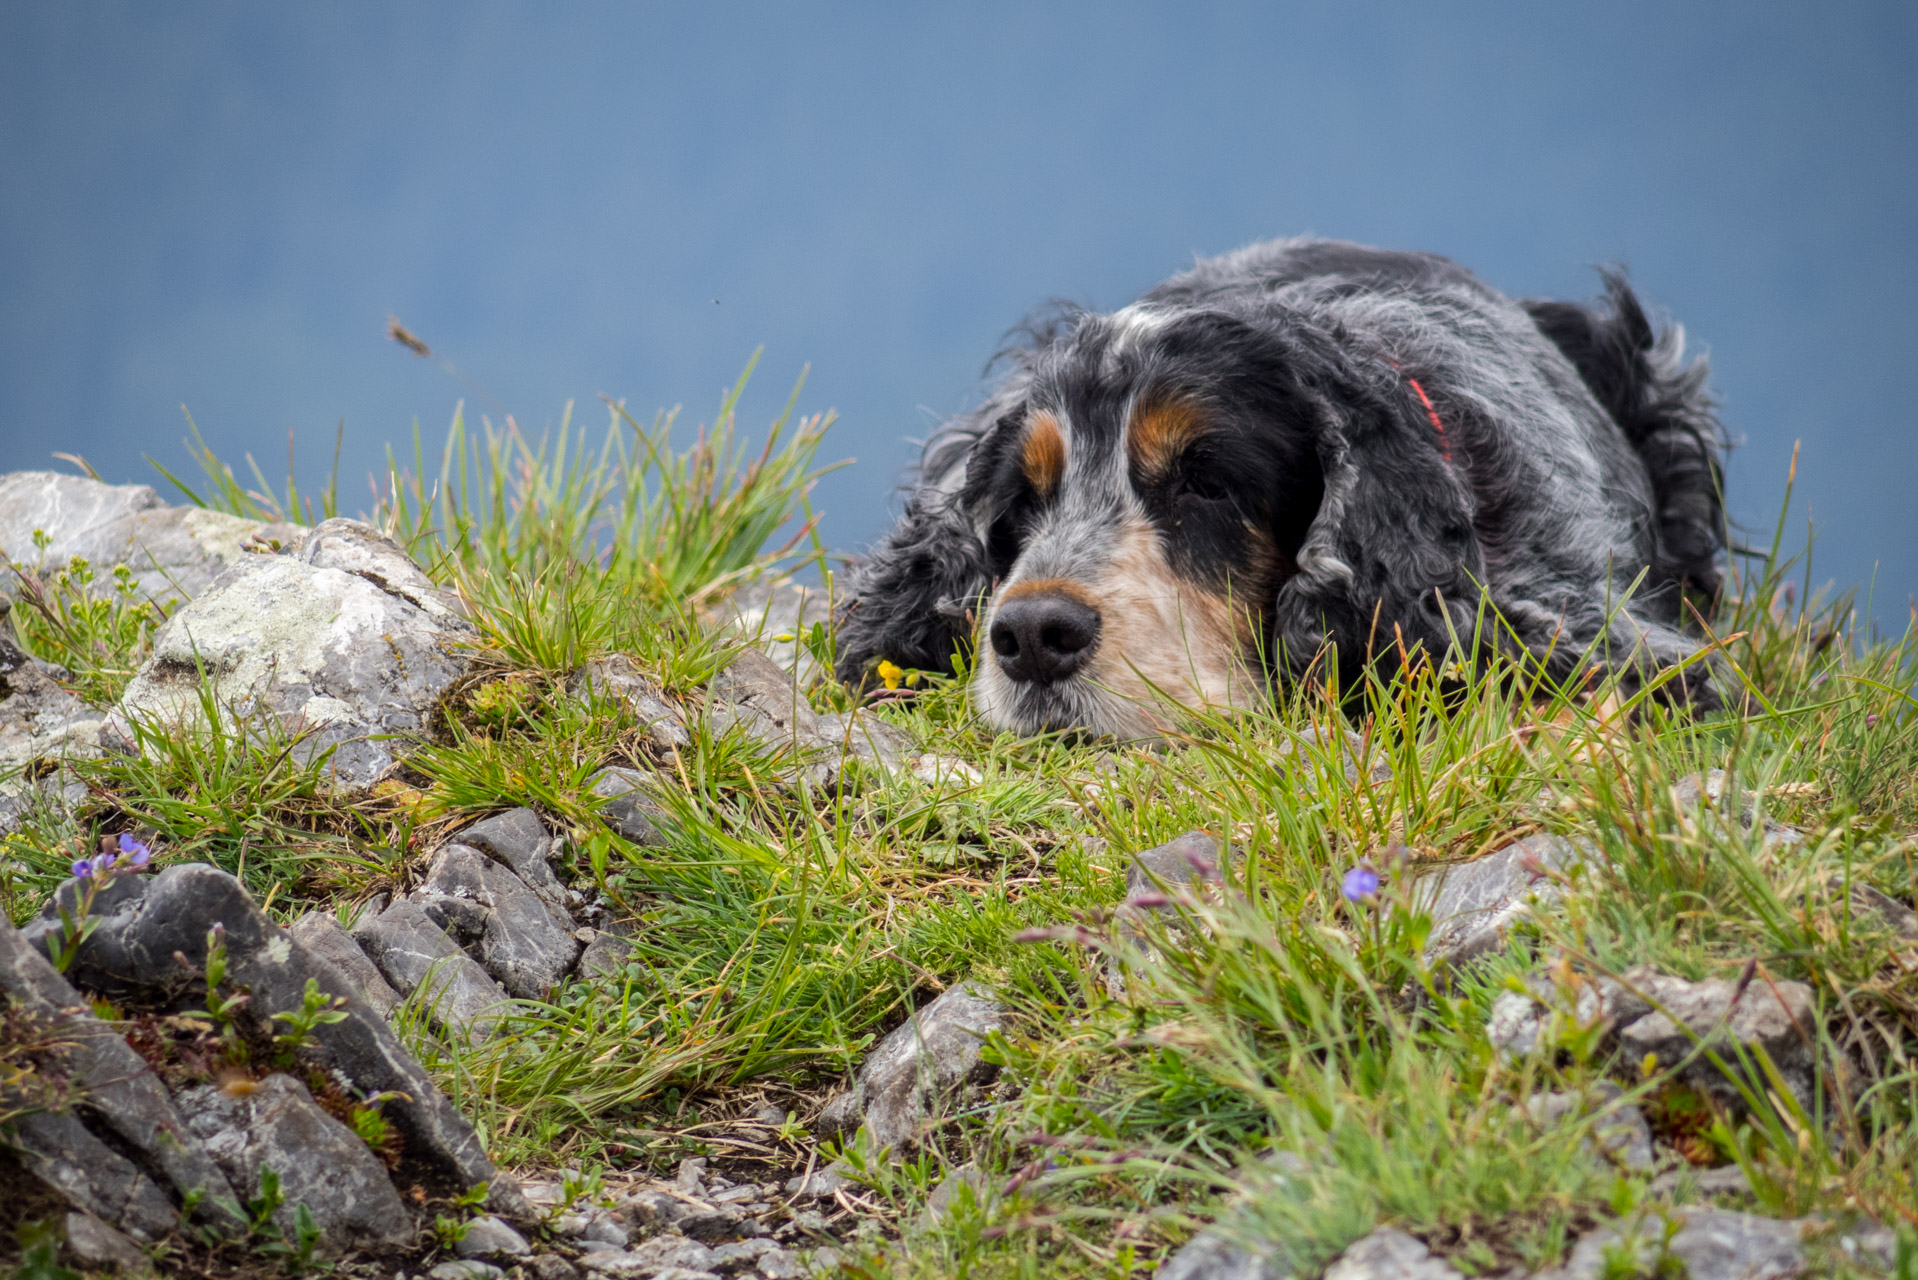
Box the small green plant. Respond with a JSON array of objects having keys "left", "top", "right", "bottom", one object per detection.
[
  {"left": 203, "top": 922, "right": 250, "bottom": 1044},
  {"left": 13, "top": 1219, "right": 80, "bottom": 1280},
  {"left": 271, "top": 977, "right": 350, "bottom": 1056},
  {"left": 6, "top": 534, "right": 172, "bottom": 706},
  {"left": 558, "top": 1168, "right": 601, "bottom": 1213},
  {"left": 348, "top": 1102, "right": 391, "bottom": 1151},
  {"left": 431, "top": 1212, "right": 471, "bottom": 1249},
  {"left": 247, "top": 1166, "right": 286, "bottom": 1233},
  {"left": 431, "top": 1180, "right": 492, "bottom": 1251}
]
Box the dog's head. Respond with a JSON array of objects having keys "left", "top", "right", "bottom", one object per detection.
[
  {"left": 834, "top": 298, "right": 1483, "bottom": 738},
  {"left": 959, "top": 305, "right": 1344, "bottom": 736}
]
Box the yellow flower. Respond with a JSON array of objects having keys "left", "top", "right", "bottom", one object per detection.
[{"left": 876, "top": 659, "right": 905, "bottom": 690}]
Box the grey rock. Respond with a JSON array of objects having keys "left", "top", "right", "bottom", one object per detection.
[
  {"left": 1107, "top": 831, "right": 1233, "bottom": 996},
  {"left": 1673, "top": 769, "right": 1744, "bottom": 817},
  {"left": 418, "top": 842, "right": 581, "bottom": 998},
  {"left": 355, "top": 895, "right": 513, "bottom": 1040},
  {"left": 719, "top": 579, "right": 829, "bottom": 683},
  {"left": 579, "top": 1236, "right": 722, "bottom": 1276},
  {"left": 289, "top": 910, "right": 402, "bottom": 1018},
  {"left": 0, "top": 470, "right": 303, "bottom": 605},
  {"left": 9, "top": 1108, "right": 181, "bottom": 1243},
  {"left": 572, "top": 655, "right": 691, "bottom": 753},
  {"left": 580, "top": 1209, "right": 632, "bottom": 1247},
  {"left": 23, "top": 862, "right": 525, "bottom": 1219},
  {"left": 1830, "top": 1220, "right": 1900, "bottom": 1272},
  {"left": 176, "top": 1073, "right": 412, "bottom": 1253},
  {"left": 677, "top": 1156, "right": 710, "bottom": 1196},
  {"left": 430, "top": 1263, "right": 506, "bottom": 1280},
  {"left": 1485, "top": 990, "right": 1546, "bottom": 1061},
  {"left": 456, "top": 807, "right": 571, "bottom": 916},
  {"left": 1536, "top": 1207, "right": 1807, "bottom": 1280},
  {"left": 1155, "top": 1227, "right": 1290, "bottom": 1280},
  {"left": 677, "top": 1204, "right": 748, "bottom": 1242},
  {"left": 1673, "top": 770, "right": 1805, "bottom": 849},
  {"left": 113, "top": 518, "right": 474, "bottom": 794},
  {"left": 705, "top": 648, "right": 894, "bottom": 790},
  {"left": 755, "top": 1249, "right": 808, "bottom": 1279},
  {"left": 782, "top": 1167, "right": 849, "bottom": 1200},
  {"left": 1322, "top": 1227, "right": 1464, "bottom": 1279},
  {"left": 516, "top": 1177, "right": 567, "bottom": 1209},
  {"left": 297, "top": 516, "right": 465, "bottom": 621},
  {"left": 618, "top": 1186, "right": 746, "bottom": 1243},
  {"left": 812, "top": 709, "right": 913, "bottom": 776},
  {"left": 1489, "top": 961, "right": 1821, "bottom": 1111},
  {"left": 709, "top": 1238, "right": 779, "bottom": 1268},
  {"left": 921, "top": 1163, "right": 991, "bottom": 1226},
  {"left": 1524, "top": 1082, "right": 1655, "bottom": 1171},
  {"left": 0, "top": 627, "right": 106, "bottom": 794},
  {"left": 577, "top": 926, "right": 636, "bottom": 982},
  {"left": 813, "top": 981, "right": 1008, "bottom": 1153},
  {"left": 619, "top": 1189, "right": 686, "bottom": 1233},
  {"left": 63, "top": 1210, "right": 150, "bottom": 1271},
  {"left": 458, "top": 1215, "right": 534, "bottom": 1260},
  {"left": 1648, "top": 1164, "right": 1755, "bottom": 1202},
  {"left": 1413, "top": 833, "right": 1594, "bottom": 965},
  {"left": 705, "top": 648, "right": 834, "bottom": 788},
  {"left": 1127, "top": 831, "right": 1231, "bottom": 897},
  {"left": 0, "top": 766, "right": 87, "bottom": 843},
  {"left": 1485, "top": 971, "right": 1654, "bottom": 1063},
  {"left": 1616, "top": 969, "right": 1820, "bottom": 1110},
  {"left": 521, "top": 1257, "right": 582, "bottom": 1280},
  {"left": 0, "top": 913, "right": 243, "bottom": 1235},
  {"left": 591, "top": 766, "right": 673, "bottom": 847}
]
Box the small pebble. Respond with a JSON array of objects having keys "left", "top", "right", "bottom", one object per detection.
[
  {"left": 756, "top": 1250, "right": 806, "bottom": 1280},
  {"left": 455, "top": 1215, "right": 532, "bottom": 1260},
  {"left": 428, "top": 1262, "right": 504, "bottom": 1280}
]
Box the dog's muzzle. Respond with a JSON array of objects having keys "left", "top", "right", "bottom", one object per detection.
[{"left": 988, "top": 589, "right": 1102, "bottom": 685}]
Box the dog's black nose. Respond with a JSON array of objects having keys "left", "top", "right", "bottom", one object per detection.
[{"left": 989, "top": 590, "right": 1101, "bottom": 684}]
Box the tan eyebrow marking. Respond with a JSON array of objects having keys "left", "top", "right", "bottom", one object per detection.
[
  {"left": 998, "top": 576, "right": 1097, "bottom": 607},
  {"left": 1020, "top": 411, "right": 1066, "bottom": 498},
  {"left": 1127, "top": 397, "right": 1208, "bottom": 482}
]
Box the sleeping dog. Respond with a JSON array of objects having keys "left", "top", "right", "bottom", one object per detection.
[{"left": 834, "top": 237, "right": 1728, "bottom": 738}]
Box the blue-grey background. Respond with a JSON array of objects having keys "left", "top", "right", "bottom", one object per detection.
[{"left": 4, "top": 4, "right": 1914, "bottom": 613}]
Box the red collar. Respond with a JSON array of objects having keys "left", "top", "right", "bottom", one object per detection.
[{"left": 1405, "top": 376, "right": 1451, "bottom": 463}]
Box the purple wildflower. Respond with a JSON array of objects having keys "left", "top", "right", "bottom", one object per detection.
[
  {"left": 96, "top": 851, "right": 117, "bottom": 873},
  {"left": 1341, "top": 865, "right": 1381, "bottom": 902},
  {"left": 118, "top": 833, "right": 152, "bottom": 867},
  {"left": 70, "top": 857, "right": 95, "bottom": 880},
  {"left": 1866, "top": 714, "right": 1880, "bottom": 727}
]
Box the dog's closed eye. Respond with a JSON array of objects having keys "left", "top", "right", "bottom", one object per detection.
[{"left": 1175, "top": 455, "right": 1231, "bottom": 503}]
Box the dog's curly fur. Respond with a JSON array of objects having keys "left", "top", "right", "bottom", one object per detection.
[{"left": 835, "top": 237, "right": 1728, "bottom": 737}]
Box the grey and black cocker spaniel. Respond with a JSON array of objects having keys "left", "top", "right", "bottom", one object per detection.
[{"left": 834, "top": 237, "right": 1728, "bottom": 737}]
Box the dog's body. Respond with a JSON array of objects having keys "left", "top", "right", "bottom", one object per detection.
[{"left": 835, "top": 237, "right": 1727, "bottom": 737}]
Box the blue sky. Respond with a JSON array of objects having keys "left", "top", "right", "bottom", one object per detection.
[{"left": 3, "top": 3, "right": 1914, "bottom": 613}]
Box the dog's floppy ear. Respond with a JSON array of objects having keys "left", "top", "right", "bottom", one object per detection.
[
  {"left": 1271, "top": 382, "right": 1486, "bottom": 687},
  {"left": 832, "top": 487, "right": 990, "bottom": 687}
]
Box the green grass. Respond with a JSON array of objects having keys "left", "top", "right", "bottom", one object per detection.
[{"left": 3, "top": 381, "right": 1916, "bottom": 1277}]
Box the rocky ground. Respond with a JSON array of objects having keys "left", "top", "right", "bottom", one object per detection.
[{"left": 3, "top": 461, "right": 1916, "bottom": 1279}]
